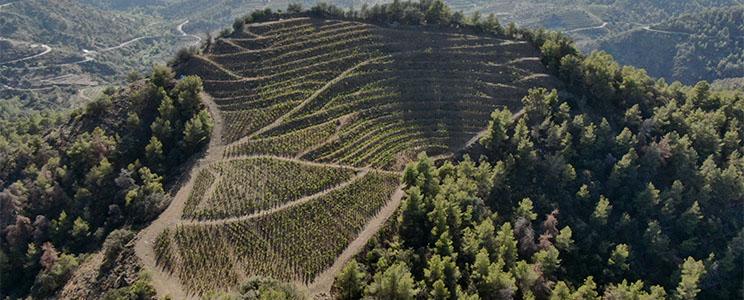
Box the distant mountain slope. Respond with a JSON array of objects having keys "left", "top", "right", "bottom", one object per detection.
[
  {"left": 599, "top": 6, "right": 744, "bottom": 84},
  {"left": 447, "top": 0, "right": 743, "bottom": 80},
  {"left": 0, "top": 0, "right": 146, "bottom": 48},
  {"left": 0, "top": 0, "right": 200, "bottom": 110}
]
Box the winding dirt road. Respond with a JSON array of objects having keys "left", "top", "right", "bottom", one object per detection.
[
  {"left": 177, "top": 20, "right": 202, "bottom": 45},
  {"left": 641, "top": 25, "right": 692, "bottom": 36},
  {"left": 133, "top": 93, "right": 224, "bottom": 300},
  {"left": 566, "top": 22, "right": 608, "bottom": 33},
  {"left": 0, "top": 38, "right": 52, "bottom": 65}
]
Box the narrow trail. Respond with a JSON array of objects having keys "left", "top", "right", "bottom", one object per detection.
[
  {"left": 218, "top": 154, "right": 400, "bottom": 176},
  {"left": 194, "top": 55, "right": 249, "bottom": 80},
  {"left": 307, "top": 186, "right": 405, "bottom": 296},
  {"left": 0, "top": 40, "right": 52, "bottom": 65},
  {"left": 178, "top": 169, "right": 370, "bottom": 226},
  {"left": 0, "top": 2, "right": 13, "bottom": 9},
  {"left": 246, "top": 17, "right": 310, "bottom": 28},
  {"left": 133, "top": 93, "right": 224, "bottom": 300},
  {"left": 98, "top": 36, "right": 154, "bottom": 52},
  {"left": 566, "top": 22, "right": 608, "bottom": 33},
  {"left": 0, "top": 83, "right": 55, "bottom": 91},
  {"left": 641, "top": 25, "right": 692, "bottom": 36},
  {"left": 177, "top": 20, "right": 202, "bottom": 45},
  {"left": 294, "top": 113, "right": 356, "bottom": 160}
]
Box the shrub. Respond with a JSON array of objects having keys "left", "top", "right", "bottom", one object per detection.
[{"left": 102, "top": 229, "right": 135, "bottom": 270}]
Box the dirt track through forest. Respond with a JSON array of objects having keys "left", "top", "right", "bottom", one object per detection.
[
  {"left": 133, "top": 93, "right": 224, "bottom": 300},
  {"left": 0, "top": 38, "right": 52, "bottom": 65}
]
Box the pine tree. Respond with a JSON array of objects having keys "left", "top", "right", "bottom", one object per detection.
[
  {"left": 495, "top": 222, "right": 518, "bottom": 267},
  {"left": 515, "top": 198, "right": 538, "bottom": 221},
  {"left": 607, "top": 244, "right": 630, "bottom": 280},
  {"left": 430, "top": 280, "right": 449, "bottom": 300},
  {"left": 144, "top": 137, "right": 164, "bottom": 170},
  {"left": 480, "top": 107, "right": 513, "bottom": 155},
  {"left": 675, "top": 257, "right": 706, "bottom": 300},
  {"left": 533, "top": 246, "right": 561, "bottom": 277},
  {"left": 550, "top": 281, "right": 572, "bottom": 300},
  {"left": 573, "top": 276, "right": 599, "bottom": 300},
  {"left": 366, "top": 263, "right": 417, "bottom": 300},
  {"left": 335, "top": 259, "right": 366, "bottom": 300},
  {"left": 399, "top": 187, "right": 428, "bottom": 249},
  {"left": 173, "top": 75, "right": 204, "bottom": 118},
  {"left": 555, "top": 226, "right": 574, "bottom": 252},
  {"left": 183, "top": 109, "right": 213, "bottom": 151},
  {"left": 591, "top": 195, "right": 612, "bottom": 225}
]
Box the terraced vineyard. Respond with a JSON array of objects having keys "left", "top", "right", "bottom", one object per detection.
[
  {"left": 143, "top": 16, "right": 557, "bottom": 297},
  {"left": 190, "top": 17, "right": 556, "bottom": 169},
  {"left": 182, "top": 157, "right": 359, "bottom": 220}
]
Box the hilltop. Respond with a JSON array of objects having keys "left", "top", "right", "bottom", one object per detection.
[
  {"left": 1, "top": 2, "right": 742, "bottom": 300},
  {"left": 141, "top": 7, "right": 559, "bottom": 297}
]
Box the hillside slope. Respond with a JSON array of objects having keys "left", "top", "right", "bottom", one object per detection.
[
  {"left": 599, "top": 6, "right": 744, "bottom": 84},
  {"left": 138, "top": 15, "right": 558, "bottom": 297},
  {"left": 0, "top": 0, "right": 199, "bottom": 111}
]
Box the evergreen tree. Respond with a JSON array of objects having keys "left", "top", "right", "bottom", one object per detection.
[
  {"left": 481, "top": 107, "right": 513, "bottom": 156},
  {"left": 366, "top": 263, "right": 417, "bottom": 300},
  {"left": 675, "top": 257, "right": 706, "bottom": 300},
  {"left": 399, "top": 186, "right": 428, "bottom": 249},
  {"left": 335, "top": 260, "right": 366, "bottom": 300}
]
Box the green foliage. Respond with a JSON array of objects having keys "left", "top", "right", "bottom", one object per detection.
[
  {"left": 183, "top": 109, "right": 214, "bottom": 151},
  {"left": 151, "top": 64, "right": 175, "bottom": 88},
  {"left": 480, "top": 107, "right": 513, "bottom": 155},
  {"left": 102, "top": 229, "right": 135, "bottom": 269},
  {"left": 533, "top": 246, "right": 561, "bottom": 276},
  {"left": 674, "top": 257, "right": 706, "bottom": 300},
  {"left": 608, "top": 244, "right": 630, "bottom": 272},
  {"left": 335, "top": 259, "right": 367, "bottom": 300},
  {"left": 235, "top": 276, "right": 304, "bottom": 300},
  {"left": 425, "top": 0, "right": 451, "bottom": 25},
  {"left": 515, "top": 198, "right": 538, "bottom": 221},
  {"left": 0, "top": 68, "right": 209, "bottom": 297},
  {"left": 366, "top": 262, "right": 417, "bottom": 300},
  {"left": 539, "top": 32, "right": 578, "bottom": 74},
  {"left": 555, "top": 226, "right": 574, "bottom": 252},
  {"left": 591, "top": 196, "right": 612, "bottom": 225},
  {"left": 399, "top": 186, "right": 429, "bottom": 249},
  {"left": 102, "top": 272, "right": 157, "bottom": 300},
  {"left": 30, "top": 243, "right": 79, "bottom": 298}
]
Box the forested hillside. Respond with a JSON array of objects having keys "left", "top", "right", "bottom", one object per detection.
[
  {"left": 600, "top": 6, "right": 744, "bottom": 84},
  {"left": 1, "top": 1, "right": 742, "bottom": 300},
  {"left": 0, "top": 66, "right": 213, "bottom": 298},
  {"left": 343, "top": 48, "right": 743, "bottom": 300}
]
